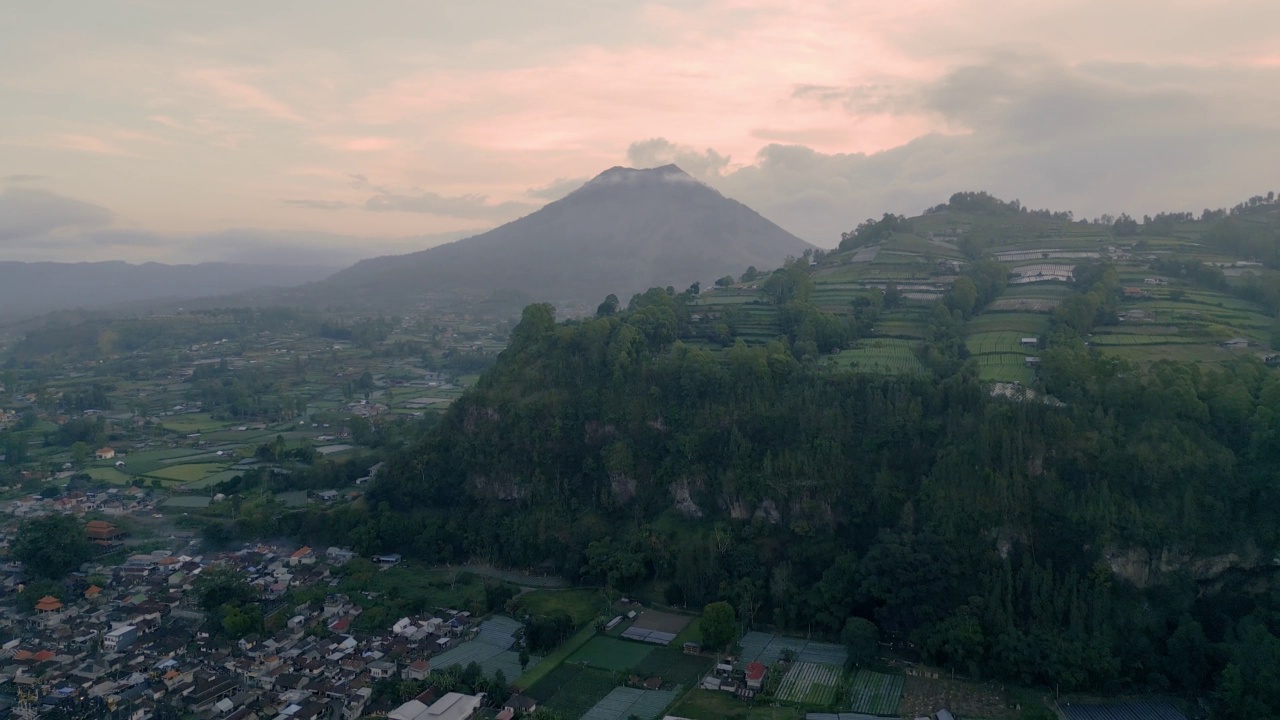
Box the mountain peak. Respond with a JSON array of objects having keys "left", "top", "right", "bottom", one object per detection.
[
  {"left": 584, "top": 164, "right": 698, "bottom": 186},
  {"left": 317, "top": 162, "right": 813, "bottom": 310}
]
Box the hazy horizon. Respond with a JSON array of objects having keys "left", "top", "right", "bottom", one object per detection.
[{"left": 2, "top": 0, "right": 1278, "bottom": 266}]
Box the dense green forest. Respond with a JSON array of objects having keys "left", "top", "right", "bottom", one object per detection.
[
  {"left": 229, "top": 196, "right": 1280, "bottom": 711},
  {"left": 252, "top": 275, "right": 1280, "bottom": 709}
]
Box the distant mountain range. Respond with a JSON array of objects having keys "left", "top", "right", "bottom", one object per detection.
[
  {"left": 2, "top": 166, "right": 813, "bottom": 322},
  {"left": 294, "top": 165, "right": 814, "bottom": 311},
  {"left": 0, "top": 261, "right": 337, "bottom": 322}
]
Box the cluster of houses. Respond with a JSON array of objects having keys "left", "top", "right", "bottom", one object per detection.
[
  {"left": 699, "top": 658, "right": 767, "bottom": 699},
  {"left": 5, "top": 486, "right": 153, "bottom": 520},
  {"left": 0, "top": 542, "right": 532, "bottom": 720}
]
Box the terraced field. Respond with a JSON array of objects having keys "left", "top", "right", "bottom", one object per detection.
[
  {"left": 541, "top": 667, "right": 619, "bottom": 720},
  {"left": 776, "top": 662, "right": 844, "bottom": 706},
  {"left": 830, "top": 339, "right": 924, "bottom": 375},
  {"left": 848, "top": 670, "right": 904, "bottom": 715},
  {"left": 580, "top": 687, "right": 678, "bottom": 720},
  {"left": 146, "top": 462, "right": 228, "bottom": 483},
  {"left": 977, "top": 357, "right": 1035, "bottom": 384}
]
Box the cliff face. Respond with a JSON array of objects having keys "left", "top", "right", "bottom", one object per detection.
[{"left": 1105, "top": 544, "right": 1277, "bottom": 588}]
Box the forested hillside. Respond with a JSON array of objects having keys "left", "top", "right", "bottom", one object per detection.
[{"left": 266, "top": 194, "right": 1280, "bottom": 710}]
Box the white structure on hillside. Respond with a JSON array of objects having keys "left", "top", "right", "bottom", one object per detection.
[{"left": 389, "top": 692, "right": 485, "bottom": 720}]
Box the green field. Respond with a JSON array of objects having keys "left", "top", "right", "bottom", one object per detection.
[
  {"left": 632, "top": 646, "right": 712, "bottom": 688},
  {"left": 567, "top": 636, "right": 654, "bottom": 671},
  {"left": 541, "top": 666, "right": 619, "bottom": 720},
  {"left": 517, "top": 625, "right": 598, "bottom": 690},
  {"left": 156, "top": 413, "right": 230, "bottom": 433},
  {"left": 966, "top": 331, "right": 1033, "bottom": 355},
  {"left": 162, "top": 495, "right": 213, "bottom": 508},
  {"left": 84, "top": 466, "right": 134, "bottom": 484},
  {"left": 668, "top": 689, "right": 803, "bottom": 720},
  {"left": 146, "top": 463, "right": 227, "bottom": 482},
  {"left": 183, "top": 469, "right": 244, "bottom": 489},
  {"left": 776, "top": 662, "right": 844, "bottom": 706},
  {"left": 848, "top": 670, "right": 904, "bottom": 715},
  {"left": 831, "top": 339, "right": 925, "bottom": 375},
  {"left": 1089, "top": 332, "right": 1202, "bottom": 346},
  {"left": 965, "top": 312, "right": 1049, "bottom": 335},
  {"left": 975, "top": 354, "right": 1036, "bottom": 384},
  {"left": 119, "top": 448, "right": 208, "bottom": 474},
  {"left": 513, "top": 588, "right": 609, "bottom": 627}
]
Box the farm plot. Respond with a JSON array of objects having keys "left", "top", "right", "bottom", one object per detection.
[
  {"left": 568, "top": 636, "right": 653, "bottom": 671},
  {"left": 633, "top": 647, "right": 712, "bottom": 688},
  {"left": 848, "top": 670, "right": 903, "bottom": 715},
  {"left": 1058, "top": 698, "right": 1187, "bottom": 720},
  {"left": 542, "top": 667, "right": 619, "bottom": 720},
  {"left": 1088, "top": 332, "right": 1200, "bottom": 346},
  {"left": 832, "top": 340, "right": 924, "bottom": 375},
  {"left": 146, "top": 463, "right": 227, "bottom": 483},
  {"left": 162, "top": 496, "right": 212, "bottom": 509},
  {"left": 184, "top": 469, "right": 244, "bottom": 490},
  {"left": 965, "top": 313, "right": 1049, "bottom": 336},
  {"left": 898, "top": 673, "right": 1011, "bottom": 719},
  {"left": 873, "top": 318, "right": 926, "bottom": 339},
  {"left": 580, "top": 687, "right": 678, "bottom": 720},
  {"left": 976, "top": 354, "right": 1036, "bottom": 385},
  {"left": 122, "top": 448, "right": 209, "bottom": 475},
  {"left": 987, "top": 297, "right": 1061, "bottom": 313},
  {"left": 431, "top": 617, "right": 537, "bottom": 679},
  {"left": 670, "top": 689, "right": 804, "bottom": 720},
  {"left": 156, "top": 413, "right": 231, "bottom": 433},
  {"left": 85, "top": 467, "right": 134, "bottom": 484},
  {"left": 966, "top": 331, "right": 1031, "bottom": 356},
  {"left": 777, "top": 662, "right": 844, "bottom": 706},
  {"left": 736, "top": 632, "right": 848, "bottom": 669}
]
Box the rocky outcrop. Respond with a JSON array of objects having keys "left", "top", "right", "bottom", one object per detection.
[
  {"left": 670, "top": 478, "right": 704, "bottom": 518},
  {"left": 754, "top": 498, "right": 783, "bottom": 525},
  {"left": 1104, "top": 545, "right": 1266, "bottom": 588},
  {"left": 609, "top": 472, "right": 637, "bottom": 504},
  {"left": 469, "top": 472, "right": 528, "bottom": 501},
  {"left": 462, "top": 405, "right": 501, "bottom": 432}
]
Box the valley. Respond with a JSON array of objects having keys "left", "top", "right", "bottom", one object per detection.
[{"left": 3, "top": 189, "right": 1280, "bottom": 720}]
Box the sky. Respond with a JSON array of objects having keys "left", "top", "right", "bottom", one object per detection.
[{"left": 2, "top": 0, "right": 1278, "bottom": 266}]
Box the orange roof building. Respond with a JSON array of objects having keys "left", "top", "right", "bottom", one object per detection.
[
  {"left": 35, "top": 596, "right": 63, "bottom": 613},
  {"left": 84, "top": 585, "right": 103, "bottom": 599},
  {"left": 86, "top": 520, "right": 125, "bottom": 541}
]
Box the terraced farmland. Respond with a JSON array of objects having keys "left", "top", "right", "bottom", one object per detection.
[
  {"left": 967, "top": 330, "right": 1033, "bottom": 354},
  {"left": 736, "top": 631, "right": 848, "bottom": 669},
  {"left": 776, "top": 662, "right": 844, "bottom": 706},
  {"left": 580, "top": 687, "right": 679, "bottom": 720},
  {"left": 146, "top": 462, "right": 227, "bottom": 483},
  {"left": 848, "top": 670, "right": 904, "bottom": 715},
  {"left": 830, "top": 339, "right": 924, "bottom": 375}
]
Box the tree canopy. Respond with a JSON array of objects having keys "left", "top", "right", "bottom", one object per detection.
[{"left": 12, "top": 515, "right": 92, "bottom": 578}]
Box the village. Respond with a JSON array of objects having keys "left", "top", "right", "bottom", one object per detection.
[{"left": 0, "top": 526, "right": 531, "bottom": 720}]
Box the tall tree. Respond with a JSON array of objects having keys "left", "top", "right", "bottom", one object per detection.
[{"left": 12, "top": 515, "right": 92, "bottom": 578}]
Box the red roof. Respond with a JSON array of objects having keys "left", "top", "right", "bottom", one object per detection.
[
  {"left": 329, "top": 617, "right": 350, "bottom": 633},
  {"left": 745, "top": 662, "right": 767, "bottom": 680},
  {"left": 33, "top": 650, "right": 55, "bottom": 663}
]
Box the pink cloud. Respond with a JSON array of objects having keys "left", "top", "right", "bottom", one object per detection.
[
  {"left": 352, "top": 0, "right": 954, "bottom": 172},
  {"left": 51, "top": 134, "right": 132, "bottom": 156},
  {"left": 184, "top": 68, "right": 304, "bottom": 122},
  {"left": 313, "top": 136, "right": 399, "bottom": 152}
]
